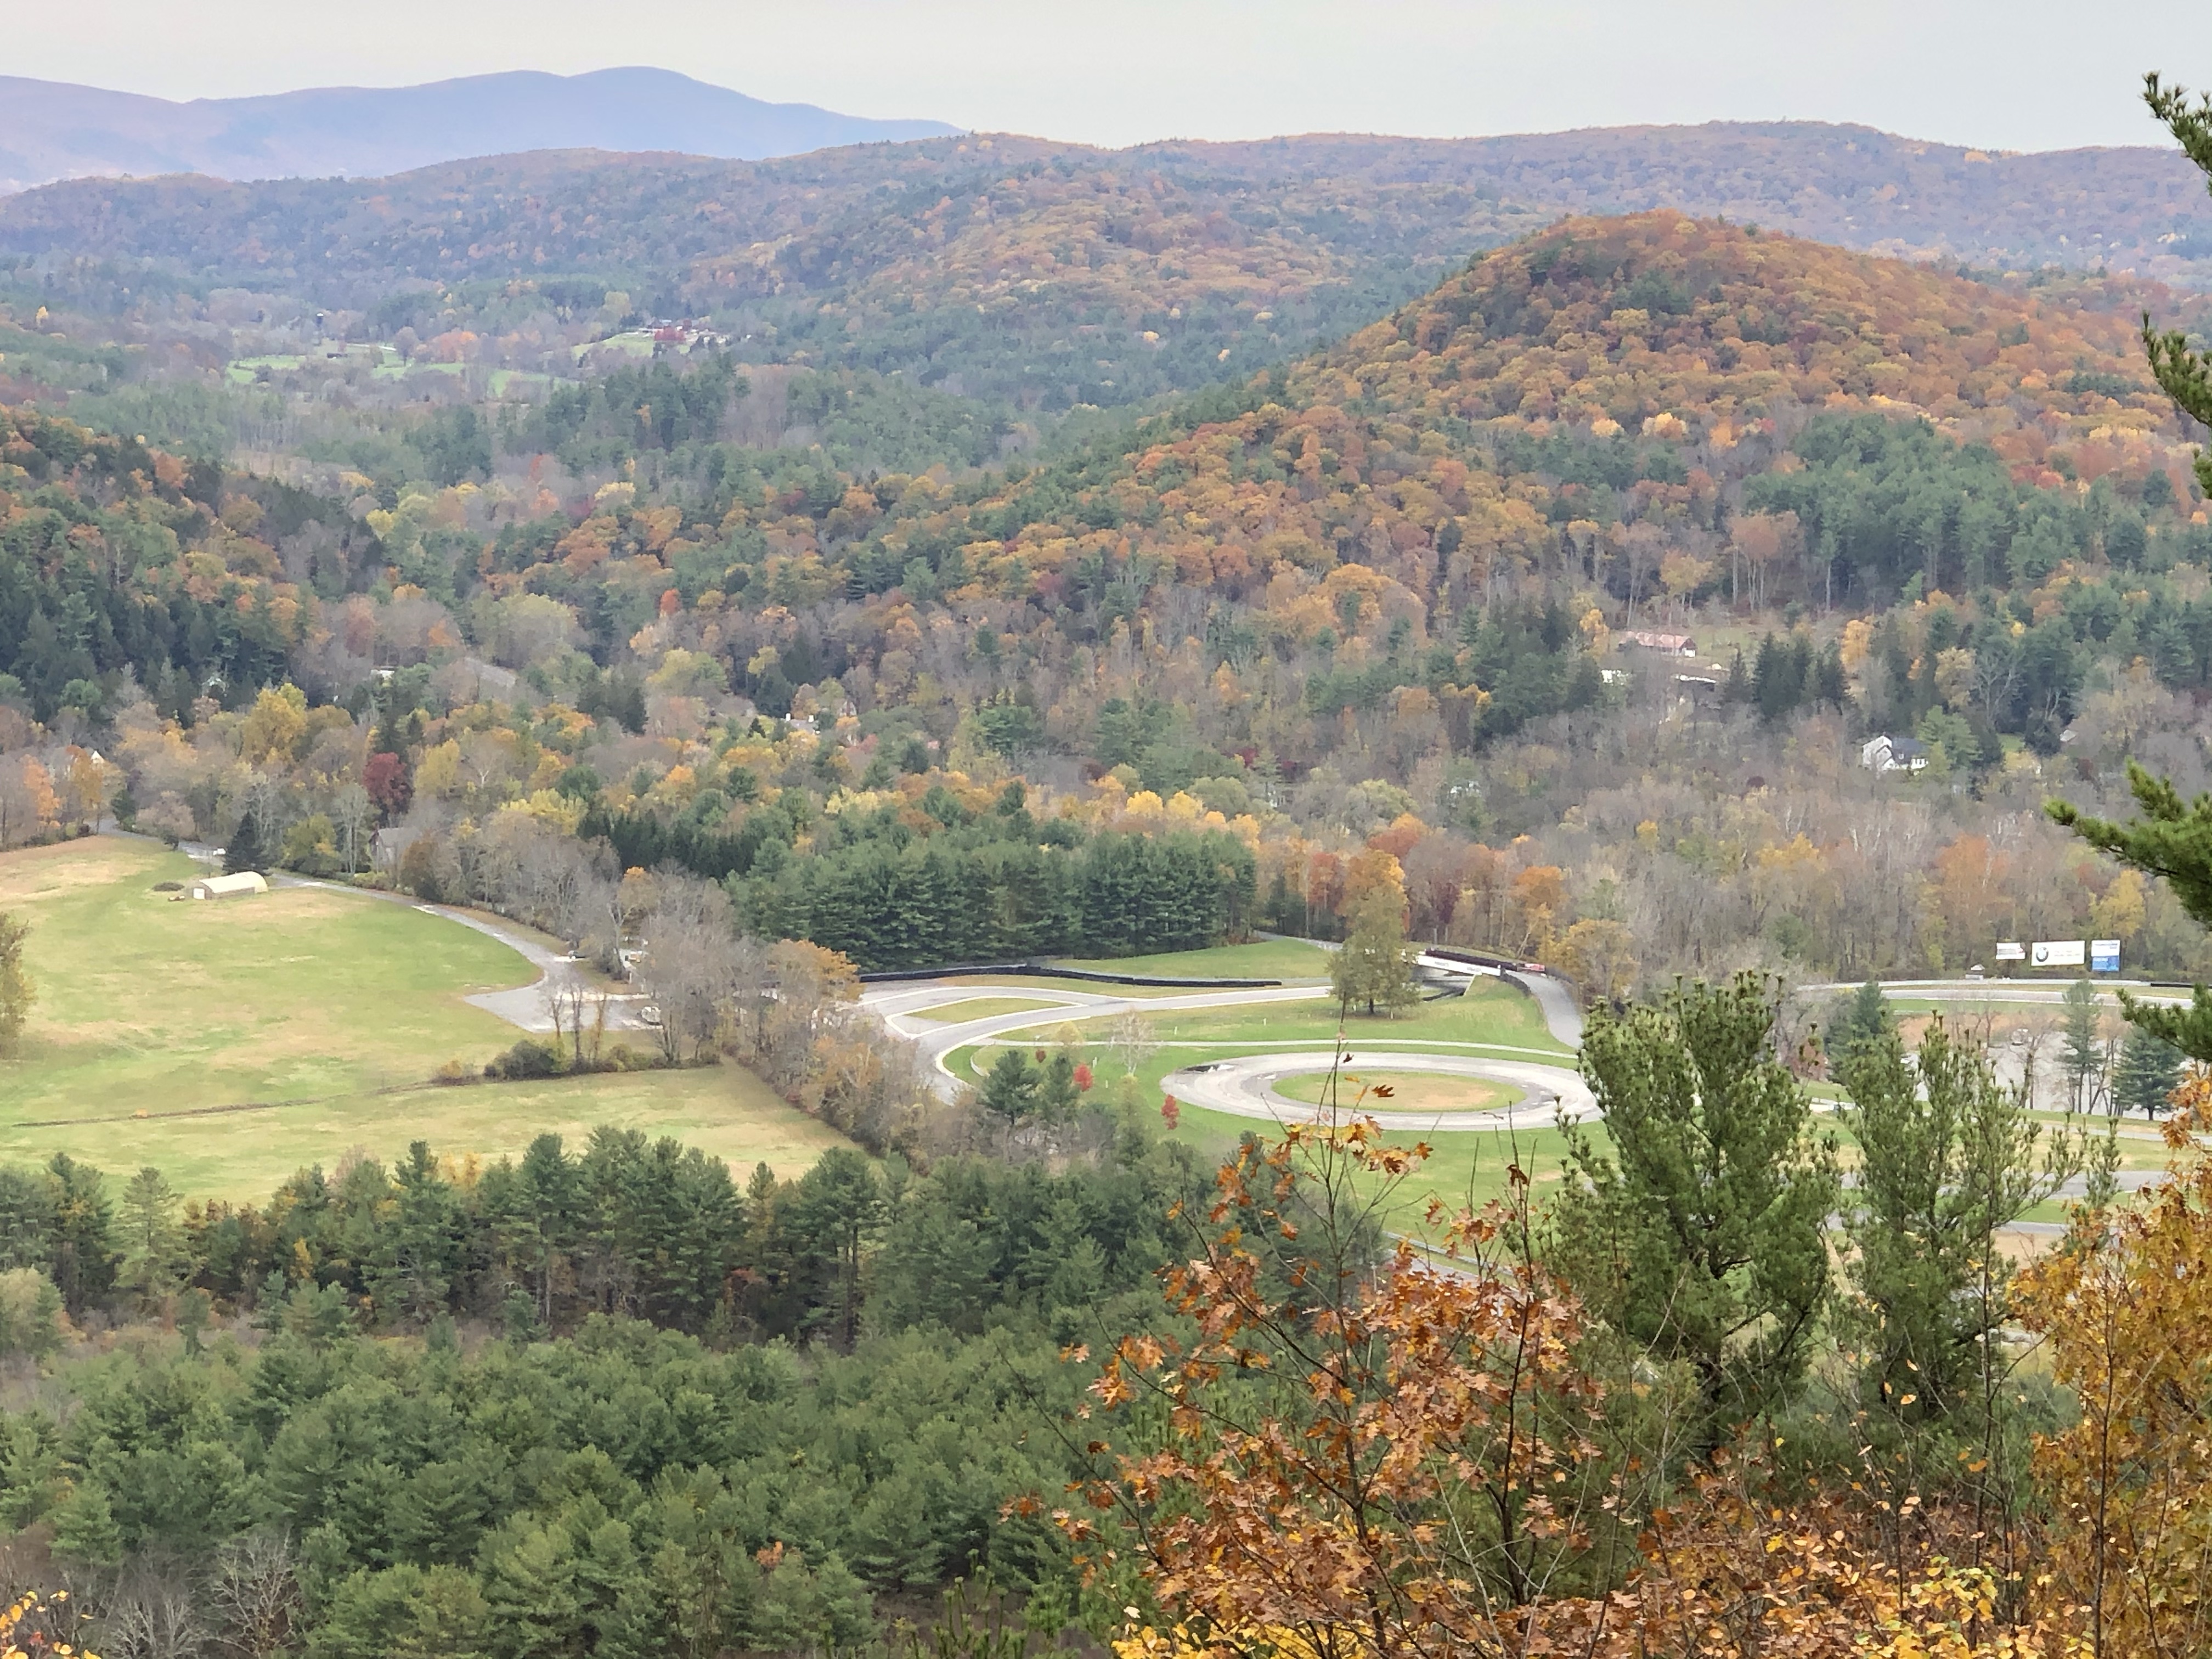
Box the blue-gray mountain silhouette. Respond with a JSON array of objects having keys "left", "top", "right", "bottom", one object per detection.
[{"left": 0, "top": 66, "right": 960, "bottom": 193}]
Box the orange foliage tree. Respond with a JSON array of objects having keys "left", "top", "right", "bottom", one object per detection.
[{"left": 1054, "top": 1108, "right": 1628, "bottom": 1657}]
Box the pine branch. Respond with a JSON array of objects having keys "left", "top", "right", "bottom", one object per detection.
[{"left": 2142, "top": 75, "right": 2212, "bottom": 495}]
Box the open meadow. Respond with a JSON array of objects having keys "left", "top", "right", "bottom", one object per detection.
[{"left": 0, "top": 837, "right": 851, "bottom": 1197}]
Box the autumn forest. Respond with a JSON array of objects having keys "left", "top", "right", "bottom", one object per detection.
[{"left": 2, "top": 59, "right": 2212, "bottom": 1659}]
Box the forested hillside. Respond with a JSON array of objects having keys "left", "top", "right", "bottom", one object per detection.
[
  {"left": 4, "top": 119, "right": 2211, "bottom": 425},
  {"left": 3, "top": 208, "right": 2205, "bottom": 997},
  {"left": 8, "top": 76, "right": 2212, "bottom": 1659}
]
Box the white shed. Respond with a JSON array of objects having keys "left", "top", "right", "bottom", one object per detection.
[{"left": 186, "top": 872, "right": 269, "bottom": 900}]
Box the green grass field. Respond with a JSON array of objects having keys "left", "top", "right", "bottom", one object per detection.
[
  {"left": 0, "top": 838, "right": 852, "bottom": 1197},
  {"left": 0, "top": 1065, "right": 851, "bottom": 1200}
]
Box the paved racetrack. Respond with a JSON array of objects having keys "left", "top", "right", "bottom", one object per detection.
[
  {"left": 864, "top": 973, "right": 1590, "bottom": 1119},
  {"left": 1159, "top": 1048, "right": 1595, "bottom": 1132}
]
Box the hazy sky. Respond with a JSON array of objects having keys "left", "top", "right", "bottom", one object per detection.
[{"left": 15, "top": 0, "right": 2212, "bottom": 154}]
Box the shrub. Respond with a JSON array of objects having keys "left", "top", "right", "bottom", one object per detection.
[{"left": 484, "top": 1039, "right": 563, "bottom": 1080}]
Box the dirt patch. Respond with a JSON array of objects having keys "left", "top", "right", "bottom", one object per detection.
[{"left": 1276, "top": 1069, "right": 1520, "bottom": 1114}]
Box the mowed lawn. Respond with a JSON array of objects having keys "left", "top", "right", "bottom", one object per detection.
[
  {"left": 909, "top": 996, "right": 1065, "bottom": 1025},
  {"left": 0, "top": 837, "right": 528, "bottom": 1118},
  {"left": 1131, "top": 979, "right": 1570, "bottom": 1054},
  {"left": 7, "top": 1068, "right": 856, "bottom": 1200},
  {"left": 0, "top": 838, "right": 854, "bottom": 1197}
]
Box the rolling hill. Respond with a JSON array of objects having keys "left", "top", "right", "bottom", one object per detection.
[{"left": 5, "top": 119, "right": 2210, "bottom": 416}]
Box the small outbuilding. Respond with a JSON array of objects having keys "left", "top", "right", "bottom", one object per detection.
[
  {"left": 1620, "top": 630, "right": 1699, "bottom": 656},
  {"left": 185, "top": 872, "right": 268, "bottom": 900}
]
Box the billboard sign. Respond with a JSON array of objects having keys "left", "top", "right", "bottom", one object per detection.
[
  {"left": 2091, "top": 939, "right": 2122, "bottom": 973},
  {"left": 1994, "top": 942, "right": 2026, "bottom": 961},
  {"left": 2032, "top": 939, "right": 2086, "bottom": 968}
]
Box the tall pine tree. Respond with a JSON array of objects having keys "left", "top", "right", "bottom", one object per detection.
[
  {"left": 1548, "top": 973, "right": 1838, "bottom": 1452},
  {"left": 2053, "top": 81, "right": 2212, "bottom": 1058}
]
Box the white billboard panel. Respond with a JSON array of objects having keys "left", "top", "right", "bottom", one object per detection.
[{"left": 2032, "top": 939, "right": 2086, "bottom": 968}]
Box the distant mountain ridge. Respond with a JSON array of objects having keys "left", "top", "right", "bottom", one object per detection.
[
  {"left": 6, "top": 116, "right": 2212, "bottom": 421},
  {"left": 0, "top": 67, "right": 960, "bottom": 193},
  {"left": 7, "top": 120, "right": 2210, "bottom": 292}
]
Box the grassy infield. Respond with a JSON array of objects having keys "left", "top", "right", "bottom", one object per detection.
[{"left": 0, "top": 839, "right": 2170, "bottom": 1226}]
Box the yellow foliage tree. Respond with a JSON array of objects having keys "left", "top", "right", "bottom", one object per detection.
[{"left": 239, "top": 684, "right": 308, "bottom": 766}]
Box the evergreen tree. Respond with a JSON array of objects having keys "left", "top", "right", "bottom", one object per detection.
[
  {"left": 44, "top": 1152, "right": 115, "bottom": 1314},
  {"left": 1549, "top": 973, "right": 1838, "bottom": 1451},
  {"left": 980, "top": 1049, "right": 1039, "bottom": 1132},
  {"left": 0, "top": 1165, "right": 52, "bottom": 1272},
  {"left": 1837, "top": 1016, "right": 2070, "bottom": 1427},
  {"left": 376, "top": 1141, "right": 464, "bottom": 1326},
  {"left": 2061, "top": 76, "right": 2212, "bottom": 1058},
  {"left": 224, "top": 808, "right": 266, "bottom": 876},
  {"left": 116, "top": 1166, "right": 185, "bottom": 1311},
  {"left": 1812, "top": 640, "right": 1849, "bottom": 707},
  {"left": 484, "top": 1132, "right": 581, "bottom": 1327},
  {"left": 49, "top": 1480, "right": 122, "bottom": 1570},
  {"left": 2058, "top": 977, "right": 2108, "bottom": 1113},
  {"left": 783, "top": 1149, "right": 884, "bottom": 1349},
  {"left": 1826, "top": 978, "right": 1895, "bottom": 1071},
  {"left": 1036, "top": 1052, "right": 1081, "bottom": 1125},
  {"left": 2055, "top": 765, "right": 2212, "bottom": 1060},
  {"left": 2114, "top": 1024, "right": 2186, "bottom": 1117},
  {"left": 2146, "top": 76, "right": 2212, "bottom": 501}
]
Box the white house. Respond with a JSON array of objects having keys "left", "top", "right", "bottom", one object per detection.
[
  {"left": 1860, "top": 735, "right": 1929, "bottom": 774},
  {"left": 185, "top": 872, "right": 268, "bottom": 900}
]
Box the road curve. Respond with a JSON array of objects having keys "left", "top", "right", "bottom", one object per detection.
[{"left": 1511, "top": 971, "right": 1585, "bottom": 1047}]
